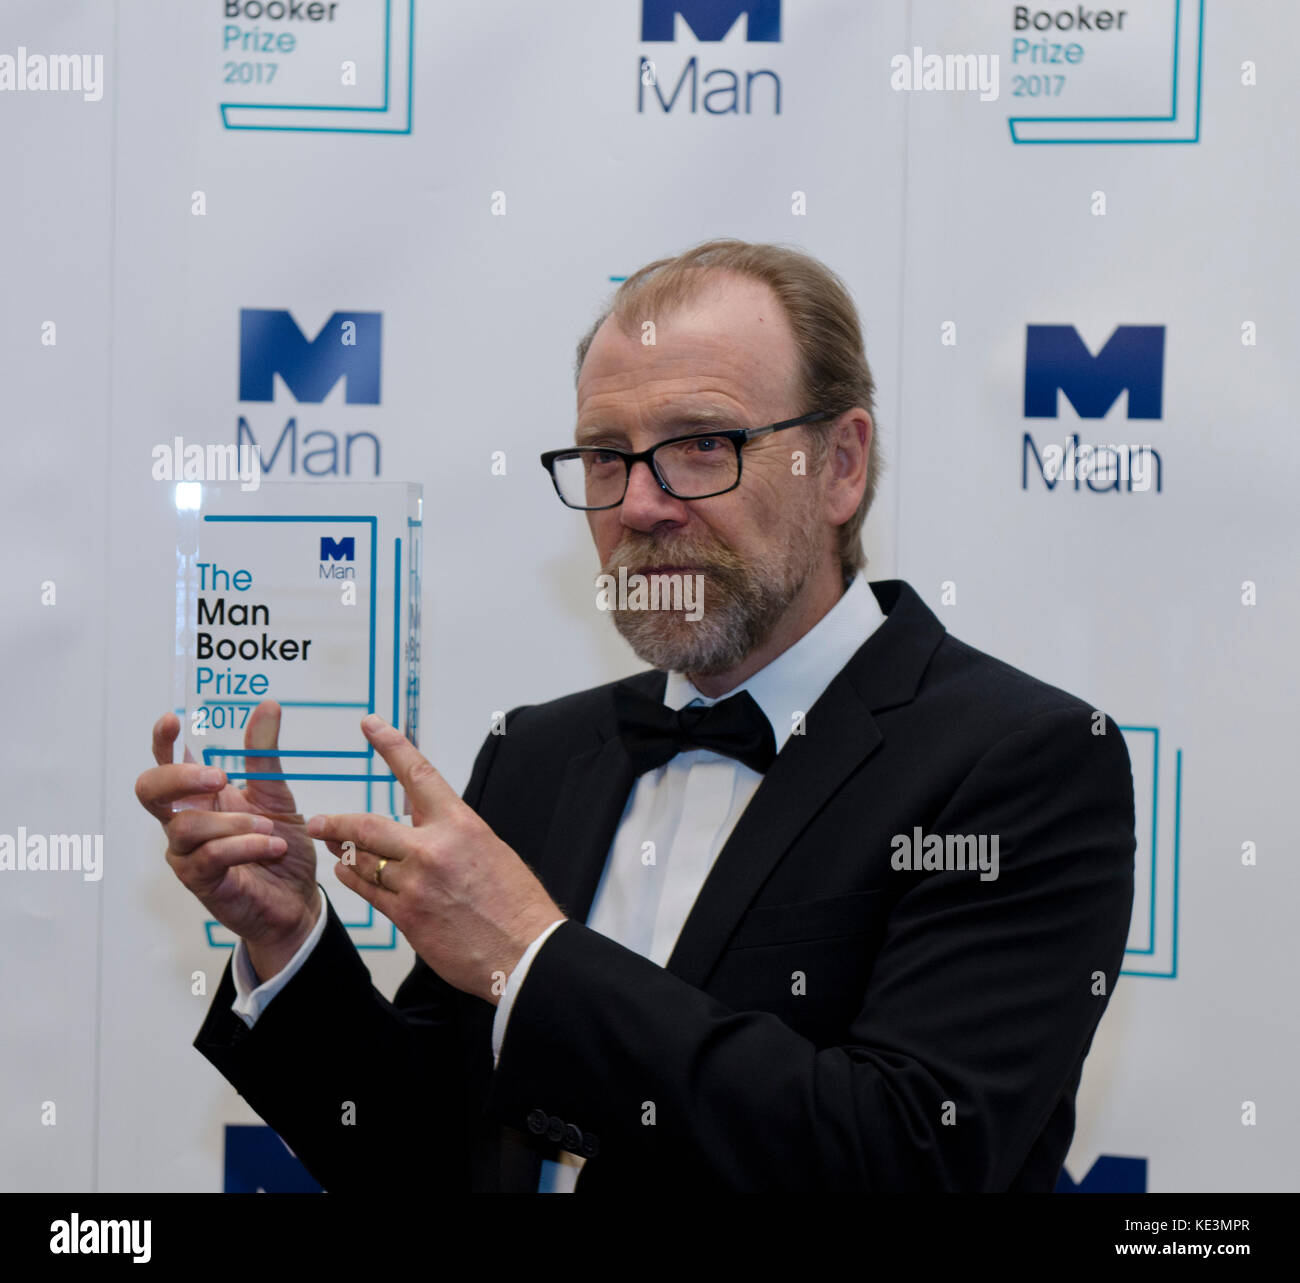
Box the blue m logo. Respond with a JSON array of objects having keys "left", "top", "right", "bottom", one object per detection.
[
  {"left": 239, "top": 309, "right": 382, "bottom": 405},
  {"left": 1024, "top": 325, "right": 1165, "bottom": 420},
  {"left": 1056, "top": 1155, "right": 1148, "bottom": 1193},
  {"left": 320, "top": 537, "right": 355, "bottom": 562},
  {"left": 641, "top": 0, "right": 781, "bottom": 42}
]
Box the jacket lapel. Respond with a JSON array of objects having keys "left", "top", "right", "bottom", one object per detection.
[
  {"left": 530, "top": 581, "right": 946, "bottom": 991},
  {"left": 535, "top": 669, "right": 661, "bottom": 923},
  {"left": 664, "top": 580, "right": 946, "bottom": 989}
]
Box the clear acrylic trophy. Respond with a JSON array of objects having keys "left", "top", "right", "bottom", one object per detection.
[{"left": 173, "top": 481, "right": 422, "bottom": 948}]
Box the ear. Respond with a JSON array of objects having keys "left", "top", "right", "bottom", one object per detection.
[{"left": 825, "top": 410, "right": 871, "bottom": 525}]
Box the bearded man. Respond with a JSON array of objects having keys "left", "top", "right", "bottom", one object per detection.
[{"left": 135, "top": 239, "right": 1136, "bottom": 1192}]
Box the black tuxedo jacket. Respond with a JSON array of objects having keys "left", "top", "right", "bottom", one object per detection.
[{"left": 195, "top": 579, "right": 1136, "bottom": 1192}]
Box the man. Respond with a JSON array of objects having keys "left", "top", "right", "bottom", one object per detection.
[{"left": 136, "top": 239, "right": 1136, "bottom": 1192}]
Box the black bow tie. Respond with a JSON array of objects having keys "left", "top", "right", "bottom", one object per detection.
[{"left": 612, "top": 683, "right": 777, "bottom": 776}]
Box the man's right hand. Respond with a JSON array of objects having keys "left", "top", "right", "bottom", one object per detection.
[{"left": 135, "top": 700, "right": 322, "bottom": 983}]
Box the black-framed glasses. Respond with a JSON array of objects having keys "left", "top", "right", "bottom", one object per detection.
[{"left": 539, "top": 409, "right": 838, "bottom": 510}]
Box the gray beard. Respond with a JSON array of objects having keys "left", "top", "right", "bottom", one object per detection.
[{"left": 607, "top": 524, "right": 821, "bottom": 677}]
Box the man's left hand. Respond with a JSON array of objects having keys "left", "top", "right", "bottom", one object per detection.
[{"left": 306, "top": 714, "right": 565, "bottom": 1005}]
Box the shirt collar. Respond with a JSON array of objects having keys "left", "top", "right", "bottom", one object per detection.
[{"left": 662, "top": 573, "right": 886, "bottom": 755}]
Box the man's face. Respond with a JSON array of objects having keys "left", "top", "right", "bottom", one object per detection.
[{"left": 575, "top": 272, "right": 830, "bottom": 676}]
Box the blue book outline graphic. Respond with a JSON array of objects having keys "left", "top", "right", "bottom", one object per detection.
[
  {"left": 221, "top": 0, "right": 414, "bottom": 135},
  {"left": 1010, "top": 0, "right": 1204, "bottom": 145},
  {"left": 1119, "top": 726, "right": 1182, "bottom": 979}
]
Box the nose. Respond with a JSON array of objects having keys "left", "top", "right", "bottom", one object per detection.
[{"left": 620, "top": 457, "right": 687, "bottom": 532}]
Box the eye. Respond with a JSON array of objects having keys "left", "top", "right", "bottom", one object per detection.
[{"left": 684, "top": 436, "right": 722, "bottom": 454}]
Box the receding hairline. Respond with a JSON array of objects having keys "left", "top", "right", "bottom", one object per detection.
[
  {"left": 621, "top": 263, "right": 782, "bottom": 325},
  {"left": 578, "top": 267, "right": 800, "bottom": 388}
]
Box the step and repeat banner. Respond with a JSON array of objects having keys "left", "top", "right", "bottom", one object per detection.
[{"left": 2, "top": 0, "right": 1295, "bottom": 1193}]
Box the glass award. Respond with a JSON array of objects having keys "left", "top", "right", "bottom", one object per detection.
[{"left": 173, "top": 481, "right": 422, "bottom": 947}]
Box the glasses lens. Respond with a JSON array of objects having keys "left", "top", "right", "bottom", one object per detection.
[
  {"left": 552, "top": 450, "right": 626, "bottom": 509},
  {"left": 654, "top": 435, "right": 739, "bottom": 498}
]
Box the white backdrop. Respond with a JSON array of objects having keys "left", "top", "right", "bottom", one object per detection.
[{"left": 2, "top": 0, "right": 1296, "bottom": 1192}]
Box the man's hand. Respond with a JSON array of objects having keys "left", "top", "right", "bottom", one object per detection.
[
  {"left": 134, "top": 701, "right": 321, "bottom": 981},
  {"left": 306, "top": 713, "right": 565, "bottom": 1005}
]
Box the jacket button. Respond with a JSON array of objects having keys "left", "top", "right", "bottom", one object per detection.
[
  {"left": 579, "top": 1133, "right": 600, "bottom": 1159},
  {"left": 546, "top": 1115, "right": 565, "bottom": 1143},
  {"left": 562, "top": 1123, "right": 583, "bottom": 1152},
  {"left": 525, "top": 1108, "right": 548, "bottom": 1136}
]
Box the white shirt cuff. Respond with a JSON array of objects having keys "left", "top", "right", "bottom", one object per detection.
[
  {"left": 231, "top": 886, "right": 329, "bottom": 1029},
  {"left": 491, "top": 919, "right": 567, "bottom": 1067}
]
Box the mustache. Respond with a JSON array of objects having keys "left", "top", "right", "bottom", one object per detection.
[{"left": 602, "top": 535, "right": 745, "bottom": 577}]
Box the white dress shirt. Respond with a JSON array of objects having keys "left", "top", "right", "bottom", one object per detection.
[{"left": 231, "top": 573, "right": 885, "bottom": 1192}]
